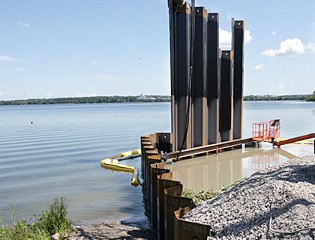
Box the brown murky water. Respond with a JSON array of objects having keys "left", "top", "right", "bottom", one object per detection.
[{"left": 166, "top": 143, "right": 314, "bottom": 192}]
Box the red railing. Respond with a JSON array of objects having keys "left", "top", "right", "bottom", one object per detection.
[{"left": 252, "top": 119, "right": 280, "bottom": 142}]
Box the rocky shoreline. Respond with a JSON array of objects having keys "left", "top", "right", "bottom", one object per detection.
[{"left": 68, "top": 221, "right": 157, "bottom": 240}]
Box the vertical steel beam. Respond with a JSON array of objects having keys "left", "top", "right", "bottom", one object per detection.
[
  {"left": 191, "top": 7, "right": 207, "bottom": 147},
  {"left": 219, "top": 50, "right": 233, "bottom": 142},
  {"left": 169, "top": 2, "right": 191, "bottom": 151},
  {"left": 169, "top": 0, "right": 176, "bottom": 153},
  {"left": 206, "top": 13, "right": 220, "bottom": 144},
  {"left": 232, "top": 19, "right": 244, "bottom": 140},
  {"left": 217, "top": 49, "right": 222, "bottom": 143}
]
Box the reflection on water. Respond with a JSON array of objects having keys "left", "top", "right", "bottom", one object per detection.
[{"left": 167, "top": 145, "right": 313, "bottom": 192}]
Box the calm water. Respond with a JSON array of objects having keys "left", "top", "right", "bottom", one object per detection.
[{"left": 0, "top": 101, "right": 314, "bottom": 224}]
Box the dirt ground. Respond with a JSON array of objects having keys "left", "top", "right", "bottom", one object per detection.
[{"left": 68, "top": 221, "right": 157, "bottom": 240}]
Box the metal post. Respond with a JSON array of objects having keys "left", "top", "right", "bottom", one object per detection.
[
  {"left": 169, "top": 0, "right": 176, "bottom": 152},
  {"left": 206, "top": 13, "right": 220, "bottom": 144},
  {"left": 169, "top": 2, "right": 191, "bottom": 151},
  {"left": 191, "top": 7, "right": 207, "bottom": 147},
  {"left": 219, "top": 50, "right": 233, "bottom": 142},
  {"left": 232, "top": 19, "right": 244, "bottom": 140}
]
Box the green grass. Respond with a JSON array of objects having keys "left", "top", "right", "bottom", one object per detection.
[
  {"left": 183, "top": 189, "right": 219, "bottom": 205},
  {"left": 183, "top": 178, "right": 244, "bottom": 205},
  {"left": 0, "top": 197, "right": 72, "bottom": 240}
]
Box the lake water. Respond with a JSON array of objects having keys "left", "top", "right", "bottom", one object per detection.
[{"left": 0, "top": 101, "right": 314, "bottom": 225}]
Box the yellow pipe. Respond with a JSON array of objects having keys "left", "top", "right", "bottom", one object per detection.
[
  {"left": 112, "top": 149, "right": 141, "bottom": 159},
  {"left": 100, "top": 150, "right": 141, "bottom": 187}
]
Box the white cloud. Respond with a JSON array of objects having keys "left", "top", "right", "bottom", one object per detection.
[
  {"left": 0, "top": 55, "right": 18, "bottom": 62},
  {"left": 219, "top": 28, "right": 252, "bottom": 49},
  {"left": 89, "top": 60, "right": 98, "bottom": 66},
  {"left": 18, "top": 22, "right": 31, "bottom": 28},
  {"left": 244, "top": 30, "right": 252, "bottom": 45},
  {"left": 271, "top": 31, "right": 277, "bottom": 36},
  {"left": 219, "top": 28, "right": 231, "bottom": 49},
  {"left": 305, "top": 43, "right": 315, "bottom": 53},
  {"left": 95, "top": 74, "right": 115, "bottom": 81},
  {"left": 254, "top": 64, "right": 265, "bottom": 71},
  {"left": 262, "top": 38, "right": 306, "bottom": 57},
  {"left": 13, "top": 67, "right": 27, "bottom": 72}
]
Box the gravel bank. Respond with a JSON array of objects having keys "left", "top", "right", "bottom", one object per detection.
[{"left": 182, "top": 155, "right": 315, "bottom": 239}]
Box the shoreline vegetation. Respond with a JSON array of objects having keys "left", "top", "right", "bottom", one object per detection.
[
  {"left": 0, "top": 93, "right": 315, "bottom": 105},
  {"left": 0, "top": 197, "right": 71, "bottom": 240}
]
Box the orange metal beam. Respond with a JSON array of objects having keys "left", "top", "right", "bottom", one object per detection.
[{"left": 274, "top": 133, "right": 315, "bottom": 147}]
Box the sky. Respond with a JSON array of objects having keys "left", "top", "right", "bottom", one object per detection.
[{"left": 0, "top": 0, "right": 314, "bottom": 100}]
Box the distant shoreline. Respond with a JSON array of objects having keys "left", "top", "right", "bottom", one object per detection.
[
  {"left": 0, "top": 94, "right": 314, "bottom": 105},
  {"left": 0, "top": 95, "right": 171, "bottom": 105},
  {"left": 244, "top": 94, "right": 314, "bottom": 102}
]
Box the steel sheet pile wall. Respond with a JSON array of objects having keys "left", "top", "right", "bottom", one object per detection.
[
  {"left": 140, "top": 134, "right": 255, "bottom": 239},
  {"left": 169, "top": 0, "right": 244, "bottom": 151},
  {"left": 141, "top": 134, "right": 212, "bottom": 240}
]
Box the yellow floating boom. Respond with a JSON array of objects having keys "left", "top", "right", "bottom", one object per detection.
[
  {"left": 100, "top": 149, "right": 141, "bottom": 187},
  {"left": 112, "top": 149, "right": 141, "bottom": 159}
]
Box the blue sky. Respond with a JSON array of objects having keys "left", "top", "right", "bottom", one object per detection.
[{"left": 0, "top": 0, "right": 314, "bottom": 100}]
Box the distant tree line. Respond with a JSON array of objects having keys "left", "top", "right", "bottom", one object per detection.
[
  {"left": 305, "top": 91, "right": 315, "bottom": 101},
  {"left": 1, "top": 92, "right": 314, "bottom": 105},
  {"left": 0, "top": 95, "right": 171, "bottom": 105},
  {"left": 244, "top": 94, "right": 312, "bottom": 101}
]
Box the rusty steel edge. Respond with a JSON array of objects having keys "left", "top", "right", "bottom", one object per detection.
[{"left": 141, "top": 133, "right": 213, "bottom": 240}]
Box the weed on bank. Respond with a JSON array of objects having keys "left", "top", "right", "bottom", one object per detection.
[{"left": 0, "top": 197, "right": 71, "bottom": 240}]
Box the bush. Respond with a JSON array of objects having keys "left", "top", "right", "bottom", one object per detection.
[
  {"left": 0, "top": 220, "right": 32, "bottom": 240},
  {"left": 0, "top": 197, "right": 71, "bottom": 240},
  {"left": 36, "top": 197, "right": 71, "bottom": 236}
]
